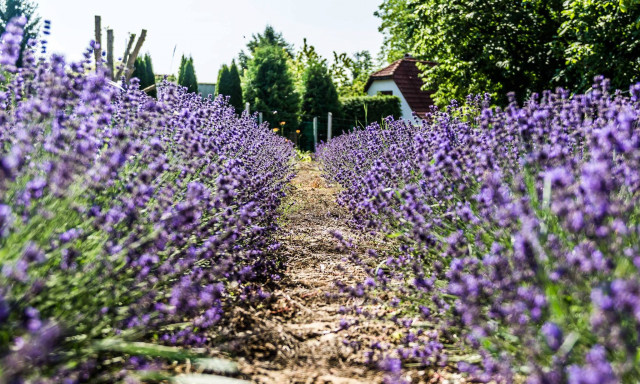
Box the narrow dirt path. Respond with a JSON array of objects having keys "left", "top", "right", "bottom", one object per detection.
[
  {"left": 230, "top": 160, "right": 387, "bottom": 383},
  {"left": 209, "top": 160, "right": 465, "bottom": 384}
]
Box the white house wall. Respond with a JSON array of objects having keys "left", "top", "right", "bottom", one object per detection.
[{"left": 366, "top": 79, "right": 414, "bottom": 120}]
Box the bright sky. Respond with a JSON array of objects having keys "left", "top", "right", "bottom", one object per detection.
[{"left": 36, "top": 0, "right": 385, "bottom": 83}]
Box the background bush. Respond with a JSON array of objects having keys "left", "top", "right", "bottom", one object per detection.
[{"left": 340, "top": 94, "right": 401, "bottom": 128}]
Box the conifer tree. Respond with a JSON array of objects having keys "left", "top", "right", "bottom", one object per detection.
[
  {"left": 178, "top": 55, "right": 198, "bottom": 94},
  {"left": 216, "top": 64, "right": 229, "bottom": 96},
  {"left": 131, "top": 53, "right": 156, "bottom": 97},
  {"left": 244, "top": 45, "right": 299, "bottom": 130},
  {"left": 143, "top": 53, "right": 156, "bottom": 98},
  {"left": 227, "top": 60, "right": 243, "bottom": 112},
  {"left": 300, "top": 60, "right": 340, "bottom": 119},
  {"left": 131, "top": 56, "right": 147, "bottom": 85},
  {"left": 217, "top": 61, "right": 243, "bottom": 113}
]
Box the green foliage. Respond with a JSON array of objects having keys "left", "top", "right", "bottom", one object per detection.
[
  {"left": 243, "top": 45, "right": 299, "bottom": 129},
  {"left": 330, "top": 50, "right": 375, "bottom": 97},
  {"left": 216, "top": 61, "right": 243, "bottom": 113},
  {"left": 377, "top": 0, "right": 640, "bottom": 106},
  {"left": 131, "top": 53, "right": 156, "bottom": 98},
  {"left": 291, "top": 38, "right": 322, "bottom": 94},
  {"left": 238, "top": 25, "right": 294, "bottom": 70},
  {"left": 143, "top": 53, "right": 156, "bottom": 98},
  {"left": 300, "top": 59, "right": 340, "bottom": 119},
  {"left": 341, "top": 95, "right": 401, "bottom": 127},
  {"left": 558, "top": 0, "right": 640, "bottom": 90},
  {"left": 216, "top": 64, "right": 229, "bottom": 94},
  {"left": 0, "top": 0, "right": 40, "bottom": 67},
  {"left": 177, "top": 55, "right": 198, "bottom": 94}
]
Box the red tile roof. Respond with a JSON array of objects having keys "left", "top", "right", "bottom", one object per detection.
[{"left": 365, "top": 58, "right": 436, "bottom": 118}]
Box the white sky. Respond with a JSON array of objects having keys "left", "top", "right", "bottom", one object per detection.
[{"left": 36, "top": 0, "right": 385, "bottom": 83}]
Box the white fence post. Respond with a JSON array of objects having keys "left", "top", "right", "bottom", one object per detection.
[
  {"left": 259, "top": 112, "right": 263, "bottom": 125},
  {"left": 313, "top": 116, "right": 318, "bottom": 151},
  {"left": 245, "top": 102, "right": 250, "bottom": 114},
  {"left": 327, "top": 112, "right": 333, "bottom": 141}
]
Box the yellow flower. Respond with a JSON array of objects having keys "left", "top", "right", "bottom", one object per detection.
[
  {"left": 273, "top": 128, "right": 279, "bottom": 132},
  {"left": 296, "top": 129, "right": 301, "bottom": 134},
  {"left": 279, "top": 121, "right": 286, "bottom": 126}
]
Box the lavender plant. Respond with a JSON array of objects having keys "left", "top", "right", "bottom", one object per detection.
[
  {"left": 318, "top": 80, "right": 640, "bottom": 382},
  {"left": 0, "top": 17, "right": 294, "bottom": 381}
]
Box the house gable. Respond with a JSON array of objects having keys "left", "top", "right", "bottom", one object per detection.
[{"left": 365, "top": 58, "right": 435, "bottom": 119}]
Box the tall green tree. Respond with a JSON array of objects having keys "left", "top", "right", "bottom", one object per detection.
[
  {"left": 216, "top": 61, "right": 243, "bottom": 112},
  {"left": 558, "top": 0, "right": 640, "bottom": 91},
  {"left": 143, "top": 53, "right": 156, "bottom": 98},
  {"left": 131, "top": 53, "right": 156, "bottom": 97},
  {"left": 300, "top": 60, "right": 340, "bottom": 119},
  {"left": 226, "top": 60, "right": 243, "bottom": 112},
  {"left": 376, "top": 0, "right": 640, "bottom": 106},
  {"left": 244, "top": 45, "right": 299, "bottom": 130},
  {"left": 238, "top": 25, "right": 293, "bottom": 70},
  {"left": 330, "top": 50, "right": 374, "bottom": 97},
  {"left": 0, "top": 0, "right": 40, "bottom": 67},
  {"left": 131, "top": 56, "right": 147, "bottom": 85},
  {"left": 376, "top": 0, "right": 565, "bottom": 105},
  {"left": 216, "top": 63, "right": 230, "bottom": 95},
  {"left": 178, "top": 55, "right": 198, "bottom": 94}
]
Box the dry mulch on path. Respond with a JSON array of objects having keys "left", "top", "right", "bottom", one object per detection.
[{"left": 207, "top": 160, "right": 467, "bottom": 384}]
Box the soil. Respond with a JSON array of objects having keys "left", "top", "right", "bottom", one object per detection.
[{"left": 207, "top": 161, "right": 467, "bottom": 384}]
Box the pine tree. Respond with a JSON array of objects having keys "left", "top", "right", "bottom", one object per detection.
[
  {"left": 131, "top": 53, "right": 156, "bottom": 97},
  {"left": 178, "top": 56, "right": 198, "bottom": 94},
  {"left": 131, "top": 56, "right": 147, "bottom": 85},
  {"left": 177, "top": 55, "right": 186, "bottom": 85},
  {"left": 244, "top": 45, "right": 299, "bottom": 130},
  {"left": 0, "top": 0, "right": 41, "bottom": 67},
  {"left": 143, "top": 53, "right": 156, "bottom": 98},
  {"left": 300, "top": 60, "right": 340, "bottom": 119},
  {"left": 217, "top": 61, "right": 243, "bottom": 113},
  {"left": 216, "top": 64, "right": 229, "bottom": 96},
  {"left": 227, "top": 60, "right": 243, "bottom": 112}
]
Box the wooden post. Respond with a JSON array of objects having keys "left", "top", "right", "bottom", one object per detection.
[
  {"left": 106, "top": 29, "right": 114, "bottom": 79},
  {"left": 125, "top": 29, "right": 147, "bottom": 81},
  {"left": 94, "top": 16, "right": 102, "bottom": 67},
  {"left": 313, "top": 116, "right": 318, "bottom": 151},
  {"left": 327, "top": 112, "right": 333, "bottom": 141},
  {"left": 115, "top": 33, "right": 136, "bottom": 81}
]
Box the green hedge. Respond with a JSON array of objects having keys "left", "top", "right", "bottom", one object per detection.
[{"left": 340, "top": 95, "right": 401, "bottom": 127}]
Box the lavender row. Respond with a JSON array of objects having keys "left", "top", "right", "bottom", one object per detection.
[
  {"left": 0, "top": 17, "right": 295, "bottom": 382},
  {"left": 318, "top": 80, "right": 640, "bottom": 382}
]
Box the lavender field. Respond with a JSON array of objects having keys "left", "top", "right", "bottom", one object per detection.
[
  {"left": 318, "top": 83, "right": 640, "bottom": 382},
  {"left": 1, "top": 8, "right": 640, "bottom": 384}
]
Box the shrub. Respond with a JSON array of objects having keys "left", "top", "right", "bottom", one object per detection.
[{"left": 340, "top": 95, "right": 401, "bottom": 128}]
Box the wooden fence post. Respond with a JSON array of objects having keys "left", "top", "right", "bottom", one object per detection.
[
  {"left": 125, "top": 29, "right": 147, "bottom": 81},
  {"left": 106, "top": 29, "right": 114, "bottom": 79},
  {"left": 115, "top": 33, "right": 136, "bottom": 81},
  {"left": 313, "top": 117, "right": 318, "bottom": 151},
  {"left": 94, "top": 16, "right": 102, "bottom": 67},
  {"left": 327, "top": 112, "right": 333, "bottom": 141}
]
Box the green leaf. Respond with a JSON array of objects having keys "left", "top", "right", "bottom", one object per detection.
[
  {"left": 172, "top": 374, "right": 250, "bottom": 384},
  {"left": 93, "top": 339, "right": 200, "bottom": 360}
]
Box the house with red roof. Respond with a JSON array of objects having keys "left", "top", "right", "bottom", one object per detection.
[{"left": 364, "top": 56, "right": 435, "bottom": 120}]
